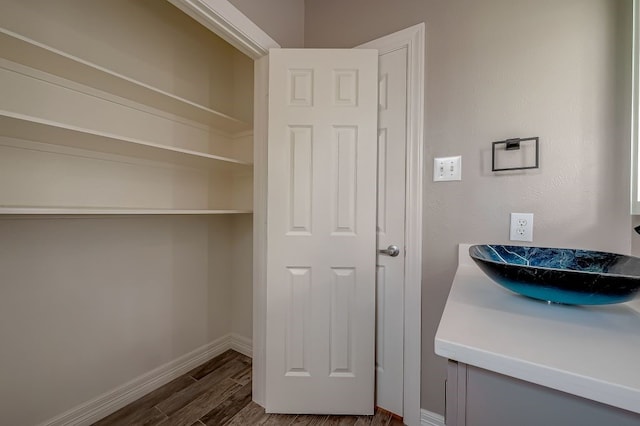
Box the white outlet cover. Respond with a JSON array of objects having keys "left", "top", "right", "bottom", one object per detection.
[
  {"left": 510, "top": 212, "right": 534, "bottom": 242},
  {"left": 433, "top": 155, "right": 462, "bottom": 182}
]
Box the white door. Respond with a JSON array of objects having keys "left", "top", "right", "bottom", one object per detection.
[
  {"left": 373, "top": 47, "right": 407, "bottom": 416},
  {"left": 265, "top": 48, "right": 379, "bottom": 414}
]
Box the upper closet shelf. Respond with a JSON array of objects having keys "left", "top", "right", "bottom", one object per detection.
[
  {"left": 0, "top": 207, "right": 253, "bottom": 215},
  {"left": 0, "top": 110, "right": 253, "bottom": 172},
  {"left": 0, "top": 28, "right": 251, "bottom": 134}
]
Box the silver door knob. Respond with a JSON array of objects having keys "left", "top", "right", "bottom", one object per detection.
[{"left": 379, "top": 245, "right": 400, "bottom": 257}]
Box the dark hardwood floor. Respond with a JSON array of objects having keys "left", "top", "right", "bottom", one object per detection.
[{"left": 93, "top": 350, "right": 403, "bottom": 426}]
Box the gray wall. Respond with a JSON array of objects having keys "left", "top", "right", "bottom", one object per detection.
[
  {"left": 229, "top": 0, "right": 305, "bottom": 47},
  {"left": 305, "top": 0, "right": 633, "bottom": 415}
]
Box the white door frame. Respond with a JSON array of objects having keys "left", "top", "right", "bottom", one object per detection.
[
  {"left": 359, "top": 24, "right": 424, "bottom": 426},
  {"left": 166, "top": 2, "right": 424, "bottom": 425},
  {"left": 166, "top": 0, "right": 280, "bottom": 59}
]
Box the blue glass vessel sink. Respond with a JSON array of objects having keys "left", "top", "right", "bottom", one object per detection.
[{"left": 469, "top": 245, "right": 640, "bottom": 305}]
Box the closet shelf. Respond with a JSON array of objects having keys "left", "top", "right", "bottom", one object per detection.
[
  {"left": 0, "top": 28, "right": 251, "bottom": 134},
  {"left": 0, "top": 207, "right": 253, "bottom": 215},
  {"left": 0, "top": 111, "right": 253, "bottom": 171}
]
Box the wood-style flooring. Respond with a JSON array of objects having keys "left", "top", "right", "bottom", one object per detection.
[{"left": 94, "top": 350, "right": 404, "bottom": 426}]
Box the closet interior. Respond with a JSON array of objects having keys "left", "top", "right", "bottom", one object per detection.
[{"left": 0, "top": 1, "right": 255, "bottom": 424}]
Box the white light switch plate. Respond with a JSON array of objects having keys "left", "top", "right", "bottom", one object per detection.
[{"left": 433, "top": 156, "right": 462, "bottom": 182}]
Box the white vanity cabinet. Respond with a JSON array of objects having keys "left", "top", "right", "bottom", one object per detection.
[
  {"left": 0, "top": 1, "right": 254, "bottom": 215},
  {"left": 437, "top": 245, "right": 640, "bottom": 426},
  {"left": 445, "top": 361, "right": 640, "bottom": 426}
]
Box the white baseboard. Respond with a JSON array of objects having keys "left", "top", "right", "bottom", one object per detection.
[
  {"left": 40, "top": 333, "right": 250, "bottom": 426},
  {"left": 230, "top": 333, "right": 253, "bottom": 358},
  {"left": 421, "top": 408, "right": 445, "bottom": 426},
  {"left": 42, "top": 332, "right": 441, "bottom": 426}
]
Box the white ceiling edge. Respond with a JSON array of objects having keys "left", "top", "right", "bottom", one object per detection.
[{"left": 167, "top": 0, "right": 280, "bottom": 59}]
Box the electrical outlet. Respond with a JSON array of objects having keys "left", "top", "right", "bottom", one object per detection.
[
  {"left": 433, "top": 156, "right": 462, "bottom": 182},
  {"left": 510, "top": 213, "right": 534, "bottom": 242}
]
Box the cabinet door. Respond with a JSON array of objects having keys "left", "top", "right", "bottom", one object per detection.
[
  {"left": 265, "top": 48, "right": 378, "bottom": 414},
  {"left": 448, "top": 362, "right": 640, "bottom": 426},
  {"left": 446, "top": 361, "right": 467, "bottom": 426}
]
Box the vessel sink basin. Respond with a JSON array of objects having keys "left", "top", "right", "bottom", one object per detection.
[{"left": 469, "top": 245, "right": 640, "bottom": 305}]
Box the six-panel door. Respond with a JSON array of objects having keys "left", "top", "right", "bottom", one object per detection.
[{"left": 266, "top": 48, "right": 379, "bottom": 414}]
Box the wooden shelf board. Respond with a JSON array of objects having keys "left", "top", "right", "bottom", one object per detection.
[
  {"left": 0, "top": 28, "right": 251, "bottom": 133},
  {"left": 0, "top": 207, "right": 253, "bottom": 215},
  {"left": 0, "top": 111, "right": 253, "bottom": 171}
]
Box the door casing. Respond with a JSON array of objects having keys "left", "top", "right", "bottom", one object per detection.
[{"left": 358, "top": 24, "right": 424, "bottom": 425}]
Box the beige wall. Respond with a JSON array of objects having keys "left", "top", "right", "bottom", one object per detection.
[
  {"left": 229, "top": 0, "right": 305, "bottom": 47},
  {"left": 0, "top": 215, "right": 251, "bottom": 425},
  {"left": 231, "top": 214, "right": 254, "bottom": 339},
  {"left": 0, "top": 216, "right": 235, "bottom": 425},
  {"left": 305, "top": 0, "right": 633, "bottom": 415}
]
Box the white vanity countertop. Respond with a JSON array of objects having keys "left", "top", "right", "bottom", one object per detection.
[{"left": 435, "top": 244, "right": 640, "bottom": 414}]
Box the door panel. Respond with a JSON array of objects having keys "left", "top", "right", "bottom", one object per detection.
[
  {"left": 266, "top": 49, "right": 378, "bottom": 414},
  {"left": 375, "top": 46, "right": 408, "bottom": 416}
]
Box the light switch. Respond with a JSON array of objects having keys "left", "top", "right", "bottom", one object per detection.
[{"left": 433, "top": 156, "right": 462, "bottom": 182}]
